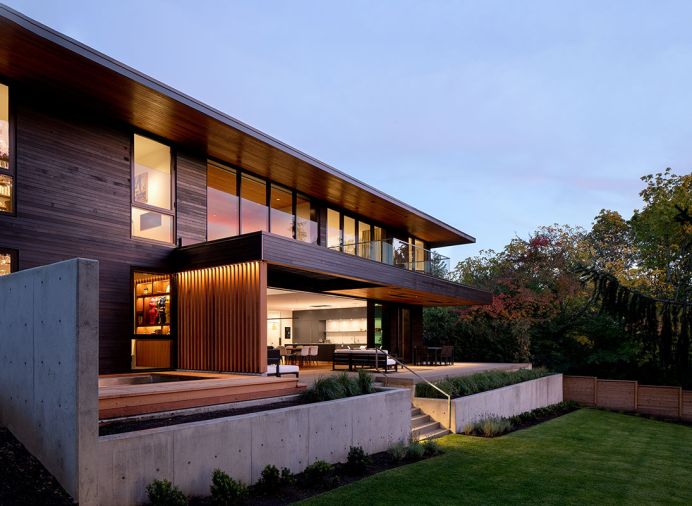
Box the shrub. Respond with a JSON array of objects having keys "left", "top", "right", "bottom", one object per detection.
[
  {"left": 388, "top": 442, "right": 407, "bottom": 462},
  {"left": 336, "top": 372, "right": 361, "bottom": 397},
  {"left": 302, "top": 460, "right": 332, "bottom": 485},
  {"left": 421, "top": 439, "right": 443, "bottom": 456},
  {"left": 415, "top": 368, "right": 552, "bottom": 399},
  {"left": 280, "top": 467, "right": 296, "bottom": 486},
  {"left": 406, "top": 441, "right": 426, "bottom": 461},
  {"left": 300, "top": 376, "right": 346, "bottom": 403},
  {"left": 357, "top": 369, "right": 374, "bottom": 394},
  {"left": 145, "top": 479, "right": 187, "bottom": 506},
  {"left": 462, "top": 422, "right": 476, "bottom": 435},
  {"left": 480, "top": 416, "right": 512, "bottom": 437},
  {"left": 345, "top": 445, "right": 370, "bottom": 474},
  {"left": 210, "top": 469, "right": 247, "bottom": 505},
  {"left": 255, "top": 464, "right": 281, "bottom": 494}
]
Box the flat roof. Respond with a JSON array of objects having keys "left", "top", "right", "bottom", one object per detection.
[{"left": 0, "top": 4, "right": 475, "bottom": 248}]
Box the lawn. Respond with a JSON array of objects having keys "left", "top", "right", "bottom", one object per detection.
[{"left": 303, "top": 409, "right": 692, "bottom": 505}]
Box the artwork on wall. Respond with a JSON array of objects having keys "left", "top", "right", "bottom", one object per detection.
[{"left": 134, "top": 171, "right": 148, "bottom": 203}]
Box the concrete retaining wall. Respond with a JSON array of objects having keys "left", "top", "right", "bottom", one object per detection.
[
  {"left": 0, "top": 258, "right": 410, "bottom": 505},
  {"left": 97, "top": 387, "right": 410, "bottom": 506},
  {"left": 413, "top": 374, "right": 563, "bottom": 433},
  {"left": 0, "top": 259, "right": 99, "bottom": 504}
]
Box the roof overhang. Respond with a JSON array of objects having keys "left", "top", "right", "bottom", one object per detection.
[
  {"left": 0, "top": 4, "right": 474, "bottom": 248},
  {"left": 174, "top": 232, "right": 491, "bottom": 306}
]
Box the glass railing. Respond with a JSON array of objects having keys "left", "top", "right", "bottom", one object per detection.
[{"left": 328, "top": 238, "right": 452, "bottom": 281}]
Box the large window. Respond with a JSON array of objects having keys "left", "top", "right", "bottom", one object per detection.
[
  {"left": 240, "top": 173, "right": 268, "bottom": 233},
  {"left": 131, "top": 134, "right": 174, "bottom": 243},
  {"left": 0, "top": 249, "right": 16, "bottom": 276},
  {"left": 0, "top": 83, "right": 14, "bottom": 214},
  {"left": 327, "top": 208, "right": 341, "bottom": 249},
  {"left": 343, "top": 215, "right": 356, "bottom": 255},
  {"left": 296, "top": 193, "right": 318, "bottom": 244},
  {"left": 207, "top": 162, "right": 239, "bottom": 240},
  {"left": 270, "top": 184, "right": 294, "bottom": 238}
]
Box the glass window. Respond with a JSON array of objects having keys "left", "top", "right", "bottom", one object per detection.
[
  {"left": 0, "top": 249, "right": 16, "bottom": 276},
  {"left": 240, "top": 174, "right": 268, "bottom": 233},
  {"left": 131, "top": 134, "right": 174, "bottom": 243},
  {"left": 296, "top": 194, "right": 318, "bottom": 244},
  {"left": 0, "top": 174, "right": 12, "bottom": 213},
  {"left": 327, "top": 208, "right": 341, "bottom": 249},
  {"left": 132, "top": 208, "right": 174, "bottom": 243},
  {"left": 372, "top": 226, "right": 384, "bottom": 262},
  {"left": 0, "top": 84, "right": 13, "bottom": 214},
  {"left": 358, "top": 221, "right": 371, "bottom": 259},
  {"left": 207, "top": 162, "right": 239, "bottom": 240},
  {"left": 133, "top": 134, "right": 172, "bottom": 210},
  {"left": 270, "top": 184, "right": 294, "bottom": 238},
  {"left": 343, "top": 216, "right": 356, "bottom": 255}
]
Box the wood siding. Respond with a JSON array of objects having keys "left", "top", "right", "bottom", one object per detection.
[
  {"left": 177, "top": 262, "right": 267, "bottom": 373},
  {"left": 0, "top": 94, "right": 208, "bottom": 373},
  {"left": 134, "top": 340, "right": 172, "bottom": 368}
]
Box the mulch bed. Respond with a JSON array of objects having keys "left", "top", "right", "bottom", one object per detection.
[
  {"left": 0, "top": 428, "right": 73, "bottom": 506},
  {"left": 189, "top": 450, "right": 433, "bottom": 505}
]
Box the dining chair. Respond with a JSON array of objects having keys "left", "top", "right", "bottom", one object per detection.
[{"left": 309, "top": 346, "right": 319, "bottom": 366}]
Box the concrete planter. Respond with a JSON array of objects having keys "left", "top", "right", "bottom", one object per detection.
[
  {"left": 0, "top": 260, "right": 411, "bottom": 506},
  {"left": 97, "top": 387, "right": 410, "bottom": 505},
  {"left": 413, "top": 374, "right": 563, "bottom": 433}
]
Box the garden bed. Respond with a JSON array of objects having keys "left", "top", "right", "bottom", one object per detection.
[{"left": 415, "top": 367, "right": 551, "bottom": 399}]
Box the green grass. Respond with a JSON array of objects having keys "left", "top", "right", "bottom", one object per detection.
[{"left": 302, "top": 409, "right": 692, "bottom": 505}]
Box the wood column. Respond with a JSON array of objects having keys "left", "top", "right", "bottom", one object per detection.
[{"left": 177, "top": 261, "right": 267, "bottom": 373}]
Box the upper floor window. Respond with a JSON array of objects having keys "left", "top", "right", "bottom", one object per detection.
[
  {"left": 207, "top": 161, "right": 239, "bottom": 240},
  {"left": 295, "top": 193, "right": 318, "bottom": 244},
  {"left": 327, "top": 208, "right": 341, "bottom": 250},
  {"left": 270, "top": 184, "right": 293, "bottom": 238},
  {"left": 0, "top": 248, "right": 16, "bottom": 276},
  {"left": 0, "top": 83, "right": 14, "bottom": 214},
  {"left": 131, "top": 134, "right": 174, "bottom": 244},
  {"left": 240, "top": 173, "right": 268, "bottom": 233}
]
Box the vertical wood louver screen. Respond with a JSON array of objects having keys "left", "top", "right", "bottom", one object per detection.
[{"left": 177, "top": 261, "right": 267, "bottom": 373}]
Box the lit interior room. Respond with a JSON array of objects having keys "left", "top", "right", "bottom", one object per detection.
[{"left": 267, "top": 288, "right": 369, "bottom": 365}]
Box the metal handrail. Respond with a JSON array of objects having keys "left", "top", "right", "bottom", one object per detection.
[{"left": 374, "top": 349, "right": 453, "bottom": 434}]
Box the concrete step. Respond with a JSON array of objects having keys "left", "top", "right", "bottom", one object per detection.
[
  {"left": 411, "top": 413, "right": 432, "bottom": 428},
  {"left": 411, "top": 420, "right": 442, "bottom": 440},
  {"left": 411, "top": 407, "right": 422, "bottom": 417},
  {"left": 415, "top": 427, "right": 451, "bottom": 441}
]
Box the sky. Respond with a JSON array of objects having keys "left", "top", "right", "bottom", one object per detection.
[{"left": 6, "top": 1, "right": 692, "bottom": 266}]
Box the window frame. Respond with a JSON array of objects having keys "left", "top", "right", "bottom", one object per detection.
[
  {"left": 130, "top": 132, "right": 176, "bottom": 245},
  {"left": 0, "top": 79, "right": 16, "bottom": 217}
]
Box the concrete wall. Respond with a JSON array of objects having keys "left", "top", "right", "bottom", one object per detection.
[
  {"left": 97, "top": 387, "right": 410, "bottom": 506},
  {"left": 0, "top": 259, "right": 99, "bottom": 504},
  {"left": 414, "top": 374, "right": 563, "bottom": 433}
]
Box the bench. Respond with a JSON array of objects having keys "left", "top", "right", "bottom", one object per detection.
[{"left": 332, "top": 349, "right": 398, "bottom": 372}]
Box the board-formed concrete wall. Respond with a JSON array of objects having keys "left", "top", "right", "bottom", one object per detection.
[
  {"left": 96, "top": 387, "right": 410, "bottom": 506},
  {"left": 0, "top": 258, "right": 99, "bottom": 504},
  {"left": 414, "top": 374, "right": 563, "bottom": 433}
]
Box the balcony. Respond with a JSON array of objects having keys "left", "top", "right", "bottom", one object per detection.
[{"left": 329, "top": 238, "right": 452, "bottom": 281}]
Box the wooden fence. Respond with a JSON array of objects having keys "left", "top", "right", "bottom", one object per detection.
[{"left": 563, "top": 375, "right": 692, "bottom": 421}]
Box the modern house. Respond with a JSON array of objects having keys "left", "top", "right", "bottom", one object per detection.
[{"left": 0, "top": 4, "right": 490, "bottom": 377}]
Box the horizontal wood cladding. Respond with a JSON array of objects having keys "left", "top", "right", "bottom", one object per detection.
[
  {"left": 177, "top": 262, "right": 267, "bottom": 373},
  {"left": 176, "top": 152, "right": 207, "bottom": 246},
  {"left": 0, "top": 97, "right": 179, "bottom": 373},
  {"left": 0, "top": 6, "right": 474, "bottom": 248},
  {"left": 175, "top": 232, "right": 491, "bottom": 306}
]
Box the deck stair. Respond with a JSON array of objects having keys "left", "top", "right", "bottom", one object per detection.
[{"left": 411, "top": 406, "right": 450, "bottom": 441}]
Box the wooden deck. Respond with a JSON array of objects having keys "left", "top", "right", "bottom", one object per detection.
[{"left": 98, "top": 371, "right": 305, "bottom": 419}]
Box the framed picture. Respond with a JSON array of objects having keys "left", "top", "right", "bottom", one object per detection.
[{"left": 134, "top": 172, "right": 148, "bottom": 204}]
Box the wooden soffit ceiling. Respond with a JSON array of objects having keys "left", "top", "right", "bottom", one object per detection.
[{"left": 0, "top": 5, "right": 475, "bottom": 248}]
